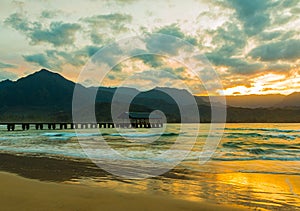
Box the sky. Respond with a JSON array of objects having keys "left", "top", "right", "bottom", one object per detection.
[{"left": 0, "top": 0, "right": 299, "bottom": 95}]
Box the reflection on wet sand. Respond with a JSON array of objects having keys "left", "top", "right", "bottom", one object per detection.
[
  {"left": 86, "top": 169, "right": 300, "bottom": 210},
  {"left": 1, "top": 152, "right": 300, "bottom": 210}
]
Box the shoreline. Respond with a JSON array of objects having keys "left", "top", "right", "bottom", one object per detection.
[
  {"left": 1, "top": 152, "right": 300, "bottom": 210},
  {"left": 0, "top": 171, "right": 246, "bottom": 211},
  {"left": 0, "top": 152, "right": 249, "bottom": 210}
]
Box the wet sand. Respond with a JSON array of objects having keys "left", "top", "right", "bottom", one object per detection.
[
  {"left": 0, "top": 171, "right": 247, "bottom": 211},
  {"left": 0, "top": 153, "right": 248, "bottom": 210},
  {"left": 1, "top": 153, "right": 300, "bottom": 210}
]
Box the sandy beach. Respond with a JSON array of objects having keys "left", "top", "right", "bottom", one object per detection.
[
  {"left": 0, "top": 153, "right": 248, "bottom": 210},
  {"left": 0, "top": 171, "right": 246, "bottom": 211}
]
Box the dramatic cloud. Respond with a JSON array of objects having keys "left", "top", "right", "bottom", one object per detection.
[
  {"left": 5, "top": 13, "right": 81, "bottom": 47},
  {"left": 1, "top": 0, "right": 299, "bottom": 95},
  {"left": 81, "top": 13, "right": 132, "bottom": 31},
  {"left": 23, "top": 53, "right": 53, "bottom": 69},
  {"left": 22, "top": 45, "right": 103, "bottom": 70},
  {"left": 206, "top": 53, "right": 263, "bottom": 75},
  {"left": 0, "top": 70, "right": 18, "bottom": 81},
  {"left": 155, "top": 24, "right": 197, "bottom": 45},
  {"left": 259, "top": 31, "right": 283, "bottom": 41},
  {"left": 133, "top": 54, "right": 163, "bottom": 68},
  {"left": 267, "top": 63, "right": 291, "bottom": 72},
  {"left": 0, "top": 62, "right": 17, "bottom": 69},
  {"left": 90, "top": 32, "right": 106, "bottom": 45},
  {"left": 206, "top": 22, "right": 247, "bottom": 56},
  {"left": 40, "top": 10, "right": 59, "bottom": 19},
  {"left": 272, "top": 0, "right": 300, "bottom": 25},
  {"left": 129, "top": 48, "right": 164, "bottom": 68},
  {"left": 248, "top": 39, "right": 300, "bottom": 61},
  {"left": 145, "top": 33, "right": 188, "bottom": 56},
  {"left": 225, "top": 0, "right": 272, "bottom": 36},
  {"left": 0, "top": 62, "right": 18, "bottom": 81},
  {"left": 30, "top": 22, "right": 81, "bottom": 46},
  {"left": 81, "top": 13, "right": 132, "bottom": 44},
  {"left": 4, "top": 13, "right": 31, "bottom": 32}
]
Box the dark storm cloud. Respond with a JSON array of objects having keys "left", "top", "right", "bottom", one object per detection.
[
  {"left": 272, "top": 0, "right": 300, "bottom": 26},
  {"left": 155, "top": 24, "right": 197, "bottom": 45},
  {"left": 23, "top": 53, "right": 55, "bottom": 69},
  {"left": 90, "top": 32, "right": 105, "bottom": 45},
  {"left": 201, "top": 22, "right": 263, "bottom": 75},
  {"left": 130, "top": 67, "right": 185, "bottom": 83},
  {"left": 30, "top": 22, "right": 81, "bottom": 46},
  {"left": 75, "top": 45, "right": 102, "bottom": 57},
  {"left": 135, "top": 54, "right": 163, "bottom": 68},
  {"left": 267, "top": 63, "right": 291, "bottom": 72},
  {"left": 48, "top": 50, "right": 84, "bottom": 67},
  {"left": 22, "top": 45, "right": 103, "bottom": 70},
  {"left": 4, "top": 12, "right": 31, "bottom": 32},
  {"left": 248, "top": 39, "right": 300, "bottom": 61},
  {"left": 258, "top": 30, "right": 297, "bottom": 42},
  {"left": 259, "top": 31, "right": 282, "bottom": 41},
  {"left": 141, "top": 25, "right": 198, "bottom": 57},
  {"left": 125, "top": 25, "right": 199, "bottom": 68},
  {"left": 197, "top": 0, "right": 299, "bottom": 77},
  {"left": 129, "top": 48, "right": 164, "bottom": 68},
  {"left": 225, "top": 0, "right": 273, "bottom": 36},
  {"left": 4, "top": 13, "right": 81, "bottom": 47},
  {"left": 208, "top": 22, "right": 247, "bottom": 56},
  {"left": 206, "top": 52, "right": 263, "bottom": 75},
  {"left": 80, "top": 13, "right": 132, "bottom": 45}
]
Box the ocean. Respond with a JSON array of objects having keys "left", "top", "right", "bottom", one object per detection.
[{"left": 0, "top": 123, "right": 299, "bottom": 210}]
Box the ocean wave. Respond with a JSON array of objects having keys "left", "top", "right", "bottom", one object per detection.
[
  {"left": 41, "top": 132, "right": 180, "bottom": 139},
  {"left": 225, "top": 127, "right": 300, "bottom": 133},
  {"left": 49, "top": 137, "right": 71, "bottom": 141},
  {"left": 245, "top": 148, "right": 293, "bottom": 155},
  {"left": 213, "top": 156, "right": 300, "bottom": 161},
  {"left": 238, "top": 170, "right": 300, "bottom": 175},
  {"left": 222, "top": 141, "right": 250, "bottom": 148},
  {"left": 42, "top": 132, "right": 100, "bottom": 138},
  {"left": 222, "top": 141, "right": 300, "bottom": 152},
  {"left": 110, "top": 132, "right": 179, "bottom": 138},
  {"left": 226, "top": 132, "right": 296, "bottom": 140},
  {"left": 0, "top": 145, "right": 87, "bottom": 159}
]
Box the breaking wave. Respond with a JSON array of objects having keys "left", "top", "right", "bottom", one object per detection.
[
  {"left": 225, "top": 127, "right": 300, "bottom": 133},
  {"left": 42, "top": 132, "right": 180, "bottom": 138},
  {"left": 225, "top": 132, "right": 297, "bottom": 140}
]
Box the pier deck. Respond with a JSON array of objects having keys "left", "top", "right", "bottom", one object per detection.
[{"left": 0, "top": 122, "right": 163, "bottom": 131}]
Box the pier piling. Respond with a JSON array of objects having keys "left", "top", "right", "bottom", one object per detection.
[{"left": 2, "top": 121, "right": 163, "bottom": 131}]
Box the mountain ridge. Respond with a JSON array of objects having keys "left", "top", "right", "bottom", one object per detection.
[
  {"left": 0, "top": 69, "right": 299, "bottom": 123},
  {"left": 1, "top": 69, "right": 298, "bottom": 108}
]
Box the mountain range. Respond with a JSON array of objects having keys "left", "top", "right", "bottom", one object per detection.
[{"left": 0, "top": 69, "right": 299, "bottom": 123}]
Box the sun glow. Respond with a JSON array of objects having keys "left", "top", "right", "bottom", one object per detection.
[{"left": 221, "top": 72, "right": 300, "bottom": 96}]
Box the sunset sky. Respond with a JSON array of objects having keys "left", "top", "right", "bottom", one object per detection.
[{"left": 0, "top": 0, "right": 299, "bottom": 95}]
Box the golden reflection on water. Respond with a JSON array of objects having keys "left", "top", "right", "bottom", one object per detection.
[
  {"left": 64, "top": 123, "right": 300, "bottom": 210},
  {"left": 77, "top": 171, "right": 300, "bottom": 210},
  {"left": 216, "top": 173, "right": 300, "bottom": 208}
]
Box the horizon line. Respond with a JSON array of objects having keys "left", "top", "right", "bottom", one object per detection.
[{"left": 1, "top": 68, "right": 297, "bottom": 97}]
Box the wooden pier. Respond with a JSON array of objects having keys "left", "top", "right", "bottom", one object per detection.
[{"left": 0, "top": 122, "right": 164, "bottom": 131}]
